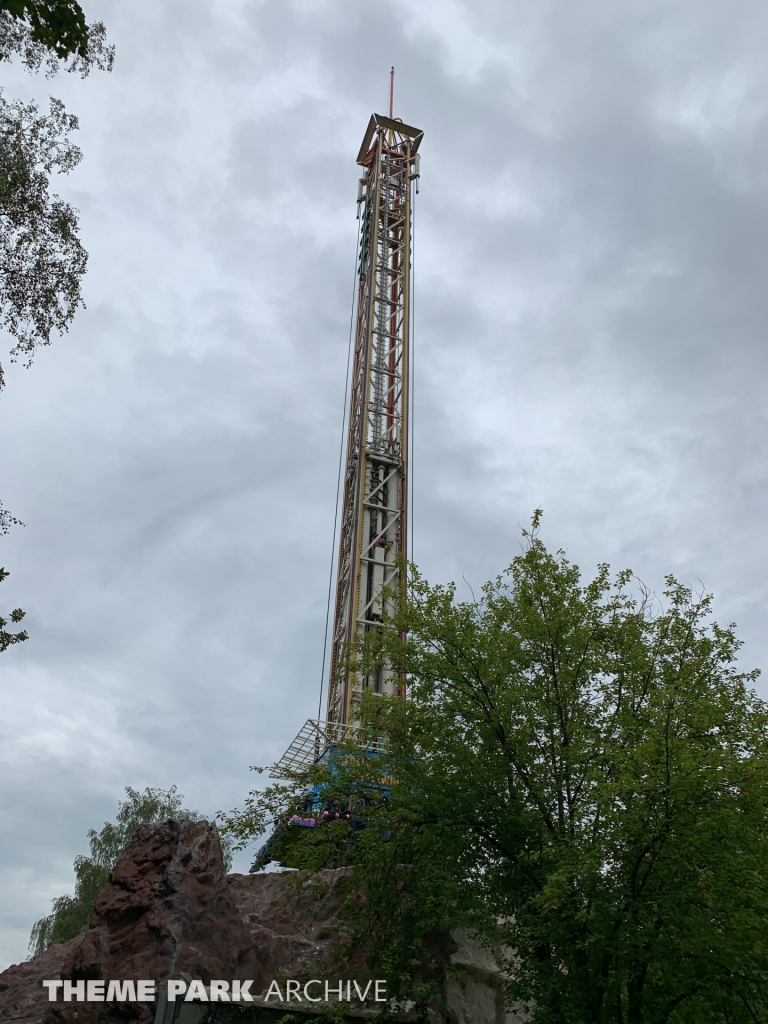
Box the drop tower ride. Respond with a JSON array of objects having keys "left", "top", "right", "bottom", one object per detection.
[{"left": 272, "top": 100, "right": 423, "bottom": 778}]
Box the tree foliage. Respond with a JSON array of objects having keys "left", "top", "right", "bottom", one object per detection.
[
  {"left": 0, "top": 2, "right": 113, "bottom": 72},
  {"left": 0, "top": 500, "right": 25, "bottom": 648},
  {"left": 29, "top": 786, "right": 232, "bottom": 957},
  {"left": 223, "top": 519, "right": 768, "bottom": 1023},
  {"left": 0, "top": 90, "right": 85, "bottom": 371},
  {"left": 0, "top": 2, "right": 112, "bottom": 643},
  {"left": 1, "top": 1, "right": 90, "bottom": 61},
  {"left": 0, "top": 0, "right": 112, "bottom": 391},
  {"left": 0, "top": 564, "right": 26, "bottom": 649}
]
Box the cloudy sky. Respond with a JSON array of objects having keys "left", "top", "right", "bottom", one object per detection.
[{"left": 2, "top": 0, "right": 768, "bottom": 967}]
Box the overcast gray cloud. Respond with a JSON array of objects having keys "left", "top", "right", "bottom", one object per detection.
[{"left": 2, "top": 0, "right": 768, "bottom": 967}]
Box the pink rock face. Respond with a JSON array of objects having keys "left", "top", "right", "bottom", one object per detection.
[
  {"left": 0, "top": 821, "right": 509, "bottom": 1024},
  {"left": 0, "top": 820, "right": 272, "bottom": 1024},
  {"left": 0, "top": 935, "right": 86, "bottom": 1024},
  {"left": 228, "top": 866, "right": 355, "bottom": 981},
  {"left": 63, "top": 819, "right": 266, "bottom": 994}
]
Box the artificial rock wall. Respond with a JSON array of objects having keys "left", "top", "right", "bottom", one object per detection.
[{"left": 0, "top": 820, "right": 526, "bottom": 1024}]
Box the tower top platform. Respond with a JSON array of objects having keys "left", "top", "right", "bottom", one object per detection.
[{"left": 356, "top": 113, "right": 424, "bottom": 164}]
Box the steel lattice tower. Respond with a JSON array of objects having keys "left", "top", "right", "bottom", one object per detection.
[
  {"left": 328, "top": 112, "right": 422, "bottom": 727},
  {"left": 272, "top": 111, "right": 423, "bottom": 777}
]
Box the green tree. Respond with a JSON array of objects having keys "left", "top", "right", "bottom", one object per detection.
[
  {"left": 0, "top": 504, "right": 26, "bottom": 650},
  {"left": 29, "top": 786, "right": 232, "bottom": 957},
  {"left": 0, "top": 565, "right": 26, "bottom": 649},
  {"left": 223, "top": 518, "right": 768, "bottom": 1023},
  {"left": 1, "top": 1, "right": 95, "bottom": 61},
  {"left": 0, "top": 1, "right": 112, "bottom": 390},
  {"left": 0, "top": 2, "right": 113, "bottom": 645}
]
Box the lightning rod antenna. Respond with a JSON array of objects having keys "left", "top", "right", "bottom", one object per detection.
[{"left": 389, "top": 66, "right": 395, "bottom": 118}]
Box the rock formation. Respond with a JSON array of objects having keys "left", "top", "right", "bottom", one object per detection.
[{"left": 0, "top": 819, "right": 525, "bottom": 1024}]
